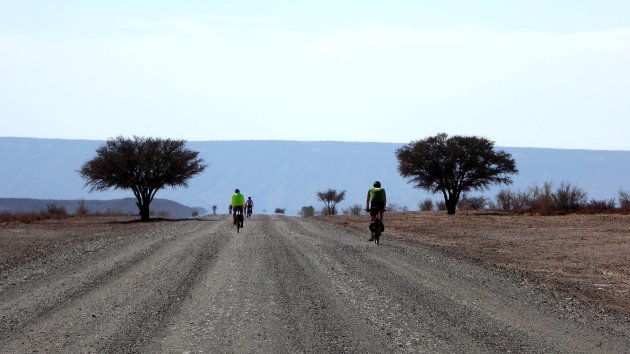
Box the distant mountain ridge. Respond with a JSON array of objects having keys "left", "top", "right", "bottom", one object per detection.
[
  {"left": 0, "top": 198, "right": 206, "bottom": 218},
  {"left": 1, "top": 137, "right": 629, "bottom": 215}
]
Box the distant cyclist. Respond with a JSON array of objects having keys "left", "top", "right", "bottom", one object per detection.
[
  {"left": 231, "top": 189, "right": 245, "bottom": 224},
  {"left": 366, "top": 181, "right": 386, "bottom": 240},
  {"left": 246, "top": 196, "right": 254, "bottom": 217}
]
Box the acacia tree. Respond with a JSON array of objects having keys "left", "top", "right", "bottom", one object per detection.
[
  {"left": 396, "top": 133, "right": 517, "bottom": 215},
  {"left": 79, "top": 136, "right": 206, "bottom": 221},
  {"left": 316, "top": 189, "right": 346, "bottom": 215}
]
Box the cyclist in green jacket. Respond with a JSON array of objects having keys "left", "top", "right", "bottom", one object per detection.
[
  {"left": 231, "top": 189, "right": 246, "bottom": 224},
  {"left": 366, "top": 181, "right": 386, "bottom": 221},
  {"left": 366, "top": 181, "right": 386, "bottom": 241}
]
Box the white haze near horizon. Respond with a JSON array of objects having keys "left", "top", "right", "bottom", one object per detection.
[{"left": 1, "top": 1, "right": 629, "bottom": 150}]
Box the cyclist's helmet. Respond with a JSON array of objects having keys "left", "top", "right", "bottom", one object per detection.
[
  {"left": 235, "top": 188, "right": 240, "bottom": 193},
  {"left": 373, "top": 181, "right": 381, "bottom": 188}
]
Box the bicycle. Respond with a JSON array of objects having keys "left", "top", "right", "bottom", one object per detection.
[
  {"left": 366, "top": 208, "right": 385, "bottom": 244},
  {"left": 236, "top": 212, "right": 244, "bottom": 232},
  {"left": 246, "top": 206, "right": 252, "bottom": 219},
  {"left": 233, "top": 207, "right": 244, "bottom": 233}
]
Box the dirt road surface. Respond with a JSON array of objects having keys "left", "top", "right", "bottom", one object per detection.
[{"left": 1, "top": 215, "right": 629, "bottom": 353}]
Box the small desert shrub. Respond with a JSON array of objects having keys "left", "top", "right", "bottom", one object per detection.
[
  {"left": 387, "top": 204, "right": 401, "bottom": 212},
  {"left": 75, "top": 199, "right": 89, "bottom": 216},
  {"left": 46, "top": 203, "right": 67, "bottom": 216},
  {"left": 512, "top": 190, "right": 533, "bottom": 212},
  {"left": 300, "top": 205, "right": 315, "bottom": 217},
  {"left": 497, "top": 182, "right": 553, "bottom": 214},
  {"left": 496, "top": 182, "right": 591, "bottom": 214},
  {"left": 585, "top": 199, "right": 616, "bottom": 213},
  {"left": 386, "top": 204, "right": 408, "bottom": 212},
  {"left": 620, "top": 190, "right": 630, "bottom": 210},
  {"left": 419, "top": 199, "right": 434, "bottom": 211},
  {"left": 496, "top": 189, "right": 513, "bottom": 211},
  {"left": 552, "top": 182, "right": 587, "bottom": 212},
  {"left": 496, "top": 188, "right": 533, "bottom": 213},
  {"left": 530, "top": 182, "right": 554, "bottom": 215},
  {"left": 458, "top": 195, "right": 487, "bottom": 210},
  {"left": 343, "top": 204, "right": 363, "bottom": 216},
  {"left": 275, "top": 208, "right": 286, "bottom": 214},
  {"left": 436, "top": 200, "right": 447, "bottom": 211}
]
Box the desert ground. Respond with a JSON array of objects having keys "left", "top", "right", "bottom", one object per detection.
[
  {"left": 0, "top": 214, "right": 629, "bottom": 352},
  {"left": 320, "top": 211, "right": 630, "bottom": 316}
]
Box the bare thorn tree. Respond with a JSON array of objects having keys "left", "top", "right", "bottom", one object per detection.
[
  {"left": 79, "top": 136, "right": 206, "bottom": 221},
  {"left": 396, "top": 133, "right": 517, "bottom": 215},
  {"left": 316, "top": 189, "right": 346, "bottom": 215}
]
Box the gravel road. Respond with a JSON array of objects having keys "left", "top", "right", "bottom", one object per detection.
[{"left": 1, "top": 215, "right": 628, "bottom": 353}]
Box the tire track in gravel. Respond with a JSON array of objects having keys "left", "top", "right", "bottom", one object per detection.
[
  {"left": 274, "top": 217, "right": 464, "bottom": 353},
  {"left": 0, "top": 219, "right": 227, "bottom": 353},
  {"left": 146, "top": 215, "right": 388, "bottom": 353},
  {"left": 97, "top": 221, "right": 228, "bottom": 353},
  {"left": 281, "top": 217, "right": 630, "bottom": 353},
  {"left": 0, "top": 221, "right": 190, "bottom": 338},
  {"left": 283, "top": 218, "right": 544, "bottom": 351}
]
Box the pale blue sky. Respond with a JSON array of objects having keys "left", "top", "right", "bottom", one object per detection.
[{"left": 1, "top": 1, "right": 629, "bottom": 149}]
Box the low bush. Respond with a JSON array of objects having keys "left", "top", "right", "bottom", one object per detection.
[
  {"left": 458, "top": 195, "right": 487, "bottom": 210},
  {"left": 300, "top": 206, "right": 315, "bottom": 217},
  {"left": 620, "top": 190, "right": 630, "bottom": 210},
  {"left": 46, "top": 203, "right": 67, "bottom": 216},
  {"left": 530, "top": 182, "right": 554, "bottom": 215},
  {"left": 74, "top": 200, "right": 89, "bottom": 216},
  {"left": 552, "top": 182, "right": 587, "bottom": 212},
  {"left": 512, "top": 190, "right": 533, "bottom": 212},
  {"left": 343, "top": 204, "right": 363, "bottom": 216},
  {"left": 495, "top": 181, "right": 596, "bottom": 214},
  {"left": 419, "top": 199, "right": 434, "bottom": 212},
  {"left": 585, "top": 199, "right": 616, "bottom": 213},
  {"left": 386, "top": 204, "right": 408, "bottom": 213},
  {"left": 496, "top": 189, "right": 513, "bottom": 211},
  {"left": 275, "top": 208, "right": 286, "bottom": 214}
]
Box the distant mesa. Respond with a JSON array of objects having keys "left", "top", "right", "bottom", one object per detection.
[
  {"left": 0, "top": 198, "right": 205, "bottom": 219},
  {"left": 1, "top": 137, "right": 629, "bottom": 215}
]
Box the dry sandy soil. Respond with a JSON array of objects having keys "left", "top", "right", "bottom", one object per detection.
[
  {"left": 0, "top": 216, "right": 147, "bottom": 273},
  {"left": 320, "top": 211, "right": 630, "bottom": 316}
]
